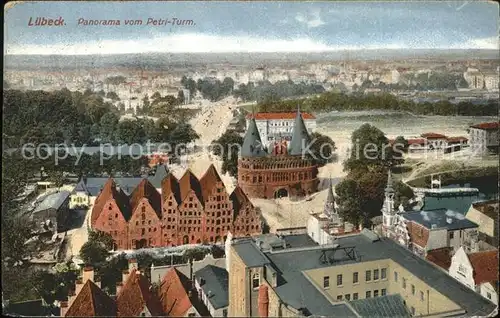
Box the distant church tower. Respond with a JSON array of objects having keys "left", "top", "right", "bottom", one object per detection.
[
  {"left": 382, "top": 169, "right": 396, "bottom": 238},
  {"left": 324, "top": 177, "right": 341, "bottom": 225}
]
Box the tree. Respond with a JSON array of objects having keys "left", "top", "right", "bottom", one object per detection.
[
  {"left": 394, "top": 181, "right": 415, "bottom": 210},
  {"left": 211, "top": 131, "right": 243, "bottom": 177},
  {"left": 394, "top": 135, "right": 409, "bottom": 153},
  {"left": 79, "top": 231, "right": 114, "bottom": 265},
  {"left": 344, "top": 123, "right": 402, "bottom": 173},
  {"left": 170, "top": 123, "right": 200, "bottom": 150},
  {"left": 79, "top": 240, "right": 110, "bottom": 265},
  {"left": 106, "top": 91, "right": 120, "bottom": 101},
  {"left": 99, "top": 112, "right": 119, "bottom": 143},
  {"left": 309, "top": 132, "right": 337, "bottom": 167},
  {"left": 177, "top": 90, "right": 185, "bottom": 105},
  {"left": 142, "top": 95, "right": 151, "bottom": 114}
]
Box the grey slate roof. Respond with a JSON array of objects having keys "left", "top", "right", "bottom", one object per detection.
[
  {"left": 288, "top": 109, "right": 312, "bottom": 156},
  {"left": 149, "top": 164, "right": 169, "bottom": 188},
  {"left": 402, "top": 208, "right": 479, "bottom": 230},
  {"left": 150, "top": 254, "right": 226, "bottom": 284},
  {"left": 194, "top": 265, "right": 229, "bottom": 309},
  {"left": 422, "top": 193, "right": 482, "bottom": 215},
  {"left": 349, "top": 294, "right": 411, "bottom": 317},
  {"left": 33, "top": 191, "right": 70, "bottom": 214},
  {"left": 232, "top": 239, "right": 270, "bottom": 268},
  {"left": 241, "top": 117, "right": 267, "bottom": 157},
  {"left": 76, "top": 177, "right": 143, "bottom": 196},
  {"left": 258, "top": 231, "right": 496, "bottom": 317}
]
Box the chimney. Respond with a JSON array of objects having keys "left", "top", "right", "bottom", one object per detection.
[
  {"left": 75, "top": 279, "right": 84, "bottom": 296},
  {"left": 446, "top": 217, "right": 453, "bottom": 224},
  {"left": 116, "top": 282, "right": 123, "bottom": 295},
  {"left": 189, "top": 258, "right": 194, "bottom": 280},
  {"left": 122, "top": 270, "right": 130, "bottom": 283},
  {"left": 82, "top": 266, "right": 94, "bottom": 283},
  {"left": 94, "top": 277, "right": 101, "bottom": 289},
  {"left": 128, "top": 258, "right": 138, "bottom": 272},
  {"left": 60, "top": 301, "right": 68, "bottom": 317},
  {"left": 258, "top": 284, "right": 269, "bottom": 318}
]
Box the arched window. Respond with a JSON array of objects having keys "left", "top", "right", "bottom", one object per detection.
[
  {"left": 142, "top": 206, "right": 146, "bottom": 213},
  {"left": 252, "top": 273, "right": 260, "bottom": 289}
]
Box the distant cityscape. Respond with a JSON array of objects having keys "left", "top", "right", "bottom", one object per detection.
[{"left": 3, "top": 1, "right": 499, "bottom": 318}]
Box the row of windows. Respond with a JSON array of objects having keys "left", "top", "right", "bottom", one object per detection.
[
  {"left": 394, "top": 271, "right": 425, "bottom": 301},
  {"left": 323, "top": 268, "right": 387, "bottom": 288}
]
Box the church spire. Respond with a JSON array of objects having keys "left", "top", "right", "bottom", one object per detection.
[
  {"left": 289, "top": 104, "right": 311, "bottom": 156},
  {"left": 324, "top": 177, "right": 339, "bottom": 223},
  {"left": 385, "top": 168, "right": 394, "bottom": 194}
]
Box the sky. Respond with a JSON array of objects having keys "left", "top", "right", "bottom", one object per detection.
[{"left": 4, "top": 1, "right": 499, "bottom": 55}]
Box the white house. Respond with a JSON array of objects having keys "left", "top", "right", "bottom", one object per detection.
[
  {"left": 469, "top": 122, "right": 499, "bottom": 155},
  {"left": 245, "top": 111, "right": 316, "bottom": 148},
  {"left": 449, "top": 247, "right": 498, "bottom": 305}
]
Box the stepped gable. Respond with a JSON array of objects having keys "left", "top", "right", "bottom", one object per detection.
[
  {"left": 91, "top": 178, "right": 131, "bottom": 226},
  {"left": 199, "top": 164, "right": 224, "bottom": 202},
  {"left": 178, "top": 169, "right": 203, "bottom": 204},
  {"left": 129, "top": 179, "right": 162, "bottom": 218},
  {"left": 65, "top": 280, "right": 117, "bottom": 317},
  {"left": 230, "top": 186, "right": 252, "bottom": 218},
  {"left": 289, "top": 106, "right": 312, "bottom": 156},
  {"left": 241, "top": 115, "right": 267, "bottom": 157},
  {"left": 161, "top": 173, "right": 181, "bottom": 204},
  {"left": 116, "top": 269, "right": 163, "bottom": 316},
  {"left": 158, "top": 268, "right": 194, "bottom": 317}
]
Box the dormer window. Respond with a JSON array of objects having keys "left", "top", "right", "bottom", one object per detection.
[{"left": 252, "top": 273, "right": 260, "bottom": 289}]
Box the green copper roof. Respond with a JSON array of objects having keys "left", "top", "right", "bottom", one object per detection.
[
  {"left": 241, "top": 117, "right": 267, "bottom": 157},
  {"left": 288, "top": 108, "right": 311, "bottom": 156}
]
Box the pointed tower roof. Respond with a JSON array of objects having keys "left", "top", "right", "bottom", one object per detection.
[
  {"left": 385, "top": 169, "right": 394, "bottom": 194},
  {"left": 241, "top": 114, "right": 267, "bottom": 157},
  {"left": 289, "top": 105, "right": 312, "bottom": 156},
  {"left": 324, "top": 177, "right": 336, "bottom": 219}
]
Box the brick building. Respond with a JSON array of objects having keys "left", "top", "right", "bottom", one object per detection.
[
  {"left": 238, "top": 109, "right": 319, "bottom": 199},
  {"left": 60, "top": 259, "right": 206, "bottom": 317},
  {"left": 91, "top": 165, "right": 262, "bottom": 250}
]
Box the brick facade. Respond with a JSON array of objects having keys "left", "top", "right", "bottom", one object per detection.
[
  {"left": 91, "top": 165, "right": 261, "bottom": 250},
  {"left": 238, "top": 155, "right": 319, "bottom": 199}
]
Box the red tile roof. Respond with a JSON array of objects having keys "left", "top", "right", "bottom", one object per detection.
[
  {"left": 161, "top": 173, "right": 180, "bottom": 204},
  {"left": 446, "top": 136, "right": 468, "bottom": 143},
  {"left": 408, "top": 138, "right": 426, "bottom": 145},
  {"left": 468, "top": 250, "right": 499, "bottom": 285},
  {"left": 116, "top": 269, "right": 164, "bottom": 316},
  {"left": 129, "top": 179, "right": 162, "bottom": 218},
  {"left": 158, "top": 268, "right": 194, "bottom": 317},
  {"left": 65, "top": 280, "right": 117, "bottom": 317},
  {"left": 246, "top": 112, "right": 316, "bottom": 120},
  {"left": 407, "top": 222, "right": 429, "bottom": 248},
  {"left": 178, "top": 169, "right": 203, "bottom": 204},
  {"left": 426, "top": 247, "right": 453, "bottom": 270},
  {"left": 91, "top": 178, "right": 131, "bottom": 226},
  {"left": 470, "top": 122, "right": 499, "bottom": 130},
  {"left": 421, "top": 133, "right": 447, "bottom": 139},
  {"left": 199, "top": 164, "right": 223, "bottom": 203},
  {"left": 230, "top": 186, "right": 253, "bottom": 218}
]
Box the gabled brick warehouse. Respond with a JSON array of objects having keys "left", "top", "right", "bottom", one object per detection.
[{"left": 91, "top": 164, "right": 262, "bottom": 250}]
